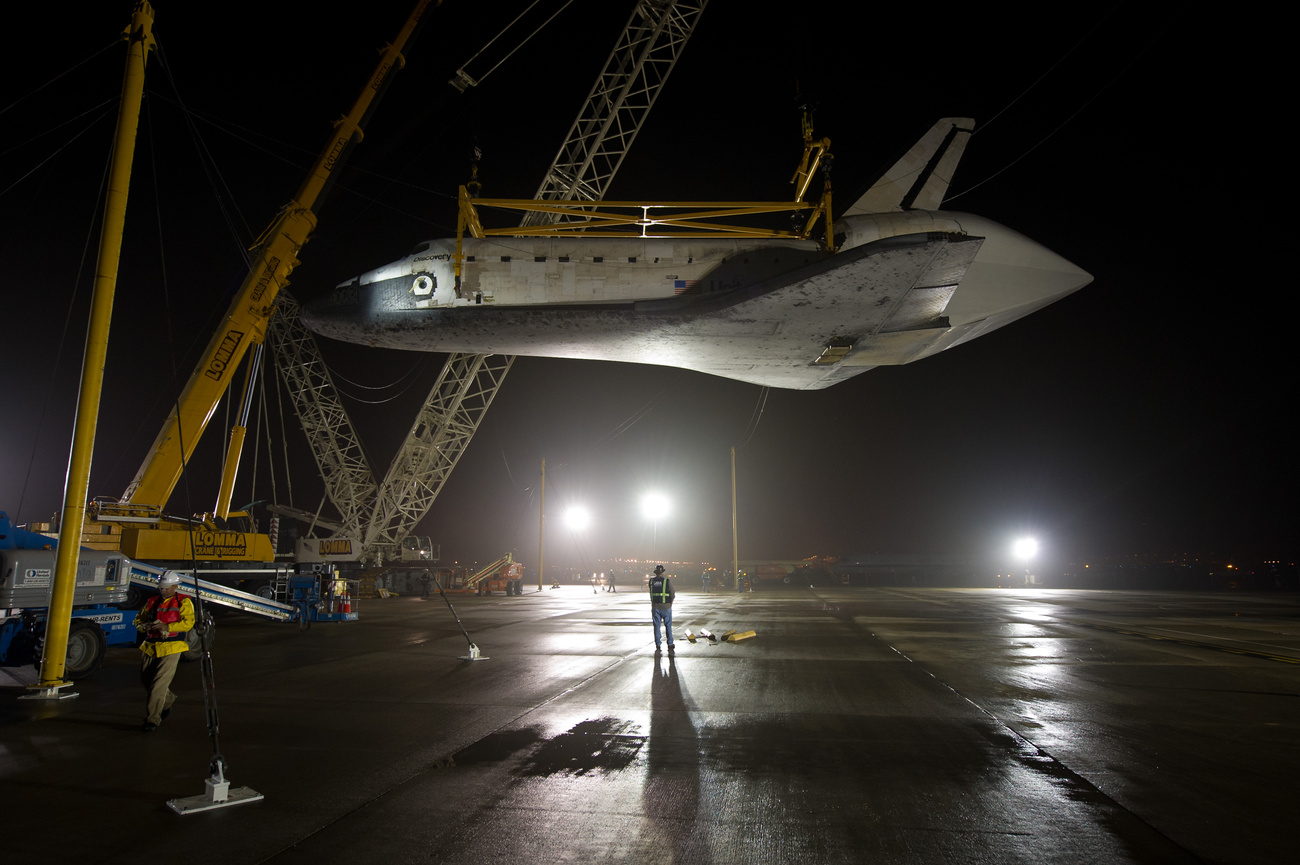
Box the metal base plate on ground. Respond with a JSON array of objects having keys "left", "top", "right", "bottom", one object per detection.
[
  {"left": 167, "top": 775, "right": 263, "bottom": 814},
  {"left": 19, "top": 681, "right": 78, "bottom": 701}
]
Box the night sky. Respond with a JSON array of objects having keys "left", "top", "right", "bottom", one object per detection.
[{"left": 2, "top": 2, "right": 1291, "bottom": 573}]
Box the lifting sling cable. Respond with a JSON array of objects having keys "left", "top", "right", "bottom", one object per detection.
[
  {"left": 1, "top": 40, "right": 118, "bottom": 119},
  {"left": 452, "top": 0, "right": 576, "bottom": 88},
  {"left": 0, "top": 102, "right": 117, "bottom": 199}
]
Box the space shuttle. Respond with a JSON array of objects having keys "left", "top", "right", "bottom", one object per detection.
[{"left": 302, "top": 118, "right": 1091, "bottom": 390}]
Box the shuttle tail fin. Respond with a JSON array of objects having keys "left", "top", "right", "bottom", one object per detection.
[{"left": 844, "top": 118, "right": 975, "bottom": 216}]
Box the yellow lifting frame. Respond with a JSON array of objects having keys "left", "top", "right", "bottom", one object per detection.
[
  {"left": 455, "top": 192, "right": 834, "bottom": 279},
  {"left": 454, "top": 132, "right": 835, "bottom": 285}
]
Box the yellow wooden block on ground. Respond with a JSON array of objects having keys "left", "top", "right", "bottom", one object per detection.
[{"left": 725, "top": 630, "right": 756, "bottom": 642}]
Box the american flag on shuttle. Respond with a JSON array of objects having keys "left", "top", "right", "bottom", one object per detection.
[{"left": 673, "top": 279, "right": 700, "bottom": 295}]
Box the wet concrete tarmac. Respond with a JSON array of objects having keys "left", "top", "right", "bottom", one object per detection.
[{"left": 3, "top": 586, "right": 1298, "bottom": 863}]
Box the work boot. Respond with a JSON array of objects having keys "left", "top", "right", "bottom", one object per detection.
[{"left": 142, "top": 721, "right": 158, "bottom": 732}]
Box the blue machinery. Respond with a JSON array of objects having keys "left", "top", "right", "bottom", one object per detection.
[{"left": 0, "top": 548, "right": 358, "bottom": 678}]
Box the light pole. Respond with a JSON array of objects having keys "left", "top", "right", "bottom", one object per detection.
[{"left": 536, "top": 458, "right": 545, "bottom": 591}]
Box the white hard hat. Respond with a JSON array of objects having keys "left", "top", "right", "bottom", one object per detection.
[{"left": 159, "top": 572, "right": 181, "bottom": 587}]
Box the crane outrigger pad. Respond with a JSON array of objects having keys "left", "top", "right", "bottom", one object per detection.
[{"left": 167, "top": 767, "right": 263, "bottom": 814}]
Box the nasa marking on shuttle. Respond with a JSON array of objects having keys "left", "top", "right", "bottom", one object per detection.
[{"left": 193, "top": 531, "right": 247, "bottom": 558}]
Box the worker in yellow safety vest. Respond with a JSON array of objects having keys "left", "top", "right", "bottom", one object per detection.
[
  {"left": 649, "top": 564, "right": 675, "bottom": 654},
  {"left": 133, "top": 572, "right": 195, "bottom": 732}
]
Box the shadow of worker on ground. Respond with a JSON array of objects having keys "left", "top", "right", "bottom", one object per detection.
[{"left": 642, "top": 652, "right": 702, "bottom": 861}]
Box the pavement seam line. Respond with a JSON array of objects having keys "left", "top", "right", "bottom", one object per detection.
[{"left": 850, "top": 613, "right": 1206, "bottom": 863}]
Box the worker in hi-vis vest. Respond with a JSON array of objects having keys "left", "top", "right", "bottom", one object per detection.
[
  {"left": 133, "top": 572, "right": 195, "bottom": 732},
  {"left": 649, "top": 564, "right": 675, "bottom": 654}
]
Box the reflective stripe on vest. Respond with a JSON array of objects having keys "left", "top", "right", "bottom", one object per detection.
[
  {"left": 651, "top": 577, "right": 671, "bottom": 603},
  {"left": 144, "top": 595, "right": 186, "bottom": 643}
]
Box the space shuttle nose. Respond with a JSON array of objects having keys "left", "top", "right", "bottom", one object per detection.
[{"left": 299, "top": 283, "right": 361, "bottom": 340}]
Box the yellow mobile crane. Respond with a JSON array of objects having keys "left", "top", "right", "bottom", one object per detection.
[{"left": 79, "top": 2, "right": 436, "bottom": 567}]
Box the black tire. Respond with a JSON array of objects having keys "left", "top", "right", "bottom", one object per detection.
[
  {"left": 122, "top": 585, "right": 149, "bottom": 610},
  {"left": 64, "top": 619, "right": 107, "bottom": 679},
  {"left": 253, "top": 582, "right": 276, "bottom": 600}
]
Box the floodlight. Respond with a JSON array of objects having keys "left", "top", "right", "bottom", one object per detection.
[
  {"left": 1012, "top": 537, "right": 1038, "bottom": 561},
  {"left": 641, "top": 492, "right": 671, "bottom": 521},
  {"left": 564, "top": 506, "right": 591, "bottom": 531}
]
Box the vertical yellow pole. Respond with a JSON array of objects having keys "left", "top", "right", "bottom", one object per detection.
[
  {"left": 537, "top": 458, "right": 545, "bottom": 592},
  {"left": 731, "top": 447, "right": 739, "bottom": 591},
  {"left": 30, "top": 3, "right": 155, "bottom": 696}
]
